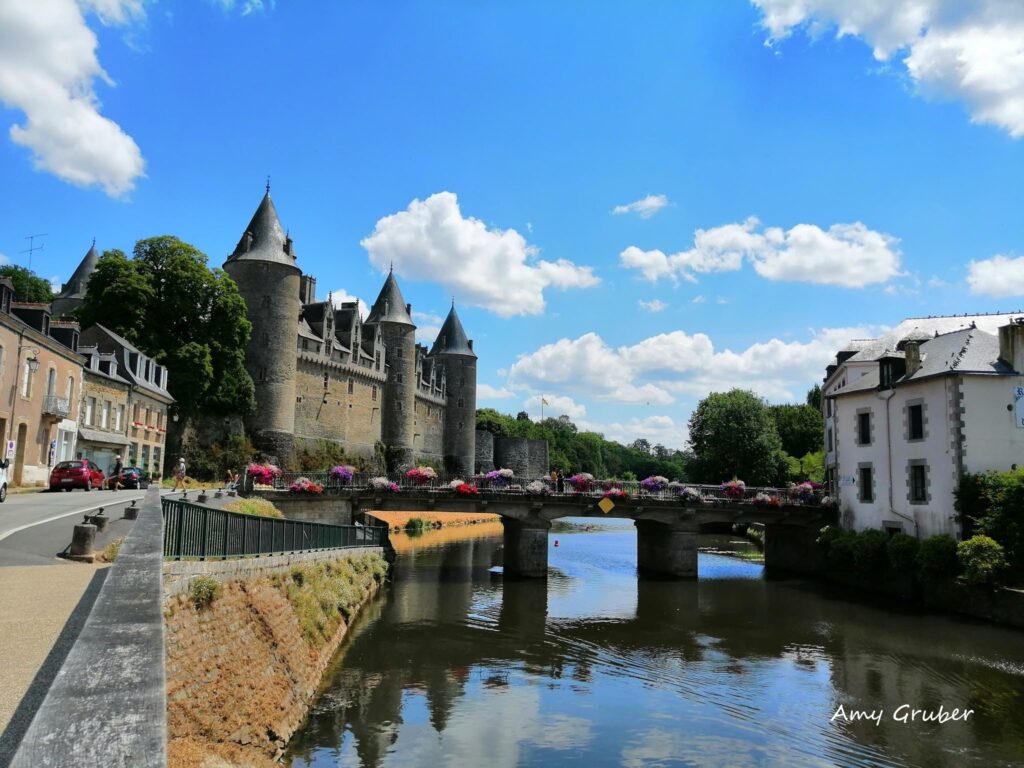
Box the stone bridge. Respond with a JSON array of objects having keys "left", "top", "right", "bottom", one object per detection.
[{"left": 248, "top": 485, "right": 836, "bottom": 579}]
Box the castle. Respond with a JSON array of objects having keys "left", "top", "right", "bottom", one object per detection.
[{"left": 223, "top": 188, "right": 478, "bottom": 474}]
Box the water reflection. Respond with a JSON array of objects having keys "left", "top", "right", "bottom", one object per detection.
[{"left": 287, "top": 520, "right": 1024, "bottom": 768}]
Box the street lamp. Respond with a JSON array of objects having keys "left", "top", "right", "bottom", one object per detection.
[{"left": 27, "top": 354, "right": 39, "bottom": 375}]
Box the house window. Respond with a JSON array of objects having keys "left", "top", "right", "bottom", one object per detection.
[
  {"left": 857, "top": 411, "right": 872, "bottom": 445},
  {"left": 86, "top": 397, "right": 96, "bottom": 426},
  {"left": 21, "top": 362, "right": 34, "bottom": 398},
  {"left": 880, "top": 363, "right": 893, "bottom": 389},
  {"left": 100, "top": 401, "right": 110, "bottom": 429},
  {"left": 910, "top": 463, "right": 928, "bottom": 503},
  {"left": 826, "top": 399, "right": 832, "bottom": 417},
  {"left": 65, "top": 375, "right": 74, "bottom": 400},
  {"left": 46, "top": 368, "right": 56, "bottom": 397},
  {"left": 908, "top": 404, "right": 924, "bottom": 441},
  {"left": 859, "top": 465, "right": 874, "bottom": 503},
  {"left": 827, "top": 428, "right": 833, "bottom": 452},
  {"left": 115, "top": 405, "right": 124, "bottom": 432}
]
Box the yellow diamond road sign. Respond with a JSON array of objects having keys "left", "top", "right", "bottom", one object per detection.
[{"left": 598, "top": 497, "right": 615, "bottom": 514}]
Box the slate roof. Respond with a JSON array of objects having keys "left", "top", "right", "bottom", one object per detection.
[
  {"left": 846, "top": 313, "right": 1020, "bottom": 363},
  {"left": 365, "top": 271, "right": 414, "bottom": 326},
  {"left": 57, "top": 241, "right": 99, "bottom": 300},
  {"left": 429, "top": 305, "right": 475, "bottom": 358},
  {"left": 225, "top": 191, "right": 299, "bottom": 269}
]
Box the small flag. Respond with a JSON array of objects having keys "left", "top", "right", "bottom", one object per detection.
[{"left": 541, "top": 397, "right": 549, "bottom": 405}]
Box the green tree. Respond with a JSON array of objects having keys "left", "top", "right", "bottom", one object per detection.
[
  {"left": 769, "top": 403, "right": 823, "bottom": 457},
  {"left": 687, "top": 389, "right": 787, "bottom": 485},
  {"left": 77, "top": 236, "right": 255, "bottom": 418},
  {"left": 806, "top": 384, "right": 822, "bottom": 411},
  {"left": 0, "top": 265, "right": 55, "bottom": 302}
]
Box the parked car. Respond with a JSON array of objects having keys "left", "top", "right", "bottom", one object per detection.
[
  {"left": 0, "top": 459, "right": 8, "bottom": 502},
  {"left": 114, "top": 466, "right": 150, "bottom": 490},
  {"left": 49, "top": 460, "right": 105, "bottom": 492}
]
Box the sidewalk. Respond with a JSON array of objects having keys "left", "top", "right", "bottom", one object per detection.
[{"left": 0, "top": 564, "right": 109, "bottom": 764}]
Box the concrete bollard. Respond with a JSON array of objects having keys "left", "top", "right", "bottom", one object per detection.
[
  {"left": 68, "top": 524, "right": 97, "bottom": 561},
  {"left": 197, "top": 490, "right": 208, "bottom": 503},
  {"left": 91, "top": 512, "right": 109, "bottom": 533},
  {"left": 124, "top": 501, "right": 138, "bottom": 521}
]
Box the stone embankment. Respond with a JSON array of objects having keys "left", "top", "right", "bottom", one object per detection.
[{"left": 165, "top": 551, "right": 387, "bottom": 768}]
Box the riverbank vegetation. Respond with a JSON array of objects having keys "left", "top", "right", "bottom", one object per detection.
[
  {"left": 955, "top": 468, "right": 1024, "bottom": 584},
  {"left": 223, "top": 498, "right": 283, "bottom": 519},
  {"left": 367, "top": 510, "right": 500, "bottom": 531}
]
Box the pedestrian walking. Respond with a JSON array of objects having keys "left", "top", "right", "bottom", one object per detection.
[
  {"left": 109, "top": 454, "right": 124, "bottom": 491},
  {"left": 172, "top": 456, "right": 187, "bottom": 492}
]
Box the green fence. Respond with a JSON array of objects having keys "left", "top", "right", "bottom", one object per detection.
[{"left": 162, "top": 498, "right": 384, "bottom": 560}]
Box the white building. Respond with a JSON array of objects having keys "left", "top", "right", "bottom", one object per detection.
[{"left": 824, "top": 313, "right": 1024, "bottom": 539}]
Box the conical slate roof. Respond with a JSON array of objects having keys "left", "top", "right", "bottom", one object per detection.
[
  {"left": 58, "top": 241, "right": 100, "bottom": 300},
  {"left": 225, "top": 190, "right": 298, "bottom": 269},
  {"left": 429, "top": 305, "right": 475, "bottom": 358},
  {"left": 365, "top": 271, "right": 415, "bottom": 326}
]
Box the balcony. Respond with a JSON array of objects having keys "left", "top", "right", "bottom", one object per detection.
[{"left": 42, "top": 395, "right": 71, "bottom": 419}]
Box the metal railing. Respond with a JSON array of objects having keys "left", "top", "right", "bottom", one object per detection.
[
  {"left": 161, "top": 498, "right": 384, "bottom": 560},
  {"left": 246, "top": 470, "right": 832, "bottom": 507},
  {"left": 42, "top": 394, "right": 71, "bottom": 418}
]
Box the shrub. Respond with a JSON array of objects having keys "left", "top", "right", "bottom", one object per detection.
[
  {"left": 404, "top": 517, "right": 428, "bottom": 534},
  {"left": 852, "top": 529, "right": 890, "bottom": 576},
  {"left": 918, "top": 534, "right": 959, "bottom": 578},
  {"left": 887, "top": 533, "right": 920, "bottom": 573},
  {"left": 826, "top": 531, "right": 856, "bottom": 571},
  {"left": 958, "top": 536, "right": 1008, "bottom": 585},
  {"left": 955, "top": 469, "right": 1024, "bottom": 582},
  {"left": 189, "top": 576, "right": 222, "bottom": 609},
  {"left": 224, "top": 498, "right": 283, "bottom": 518},
  {"left": 816, "top": 525, "right": 844, "bottom": 550}
]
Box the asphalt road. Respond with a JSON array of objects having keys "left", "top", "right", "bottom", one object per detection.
[{"left": 0, "top": 488, "right": 150, "bottom": 567}]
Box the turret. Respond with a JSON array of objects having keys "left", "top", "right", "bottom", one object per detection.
[
  {"left": 222, "top": 186, "right": 301, "bottom": 463},
  {"left": 429, "top": 303, "right": 477, "bottom": 476},
  {"left": 52, "top": 240, "right": 100, "bottom": 318},
  {"left": 365, "top": 270, "right": 416, "bottom": 470}
]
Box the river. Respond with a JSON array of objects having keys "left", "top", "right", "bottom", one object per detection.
[{"left": 285, "top": 519, "right": 1024, "bottom": 767}]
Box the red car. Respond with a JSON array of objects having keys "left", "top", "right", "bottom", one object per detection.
[{"left": 49, "top": 460, "right": 106, "bottom": 492}]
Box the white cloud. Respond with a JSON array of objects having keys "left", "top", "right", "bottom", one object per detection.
[
  {"left": 638, "top": 299, "right": 667, "bottom": 313},
  {"left": 478, "top": 384, "right": 517, "bottom": 401},
  {"left": 524, "top": 393, "right": 587, "bottom": 419},
  {"left": 967, "top": 254, "right": 1024, "bottom": 297},
  {"left": 509, "top": 333, "right": 674, "bottom": 405},
  {"left": 0, "top": 0, "right": 146, "bottom": 197},
  {"left": 612, "top": 194, "right": 670, "bottom": 219},
  {"left": 327, "top": 289, "right": 367, "bottom": 319},
  {"left": 361, "top": 192, "right": 600, "bottom": 316},
  {"left": 620, "top": 216, "right": 901, "bottom": 287},
  {"left": 753, "top": 1, "right": 1024, "bottom": 138},
  {"left": 509, "top": 325, "right": 879, "bottom": 409},
  {"left": 411, "top": 309, "right": 443, "bottom": 345},
  {"left": 213, "top": 0, "right": 269, "bottom": 15},
  {"left": 582, "top": 415, "right": 686, "bottom": 450},
  {"left": 692, "top": 295, "right": 706, "bottom": 304}
]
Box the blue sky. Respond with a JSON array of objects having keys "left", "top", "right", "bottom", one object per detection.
[{"left": 2, "top": 1, "right": 1023, "bottom": 449}]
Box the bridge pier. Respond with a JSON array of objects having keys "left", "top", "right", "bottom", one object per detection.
[
  {"left": 635, "top": 520, "right": 698, "bottom": 579},
  {"left": 501, "top": 517, "right": 551, "bottom": 578}
]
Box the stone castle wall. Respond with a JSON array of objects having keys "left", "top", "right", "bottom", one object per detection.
[
  {"left": 475, "top": 430, "right": 494, "bottom": 473},
  {"left": 413, "top": 394, "right": 445, "bottom": 464},
  {"left": 293, "top": 358, "right": 382, "bottom": 459}
]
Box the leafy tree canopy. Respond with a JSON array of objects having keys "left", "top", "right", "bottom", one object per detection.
[
  {"left": 77, "top": 236, "right": 255, "bottom": 418},
  {"left": 0, "top": 264, "right": 55, "bottom": 303},
  {"left": 688, "top": 389, "right": 787, "bottom": 486},
  {"left": 769, "top": 402, "right": 823, "bottom": 457},
  {"left": 806, "top": 384, "right": 822, "bottom": 411}
]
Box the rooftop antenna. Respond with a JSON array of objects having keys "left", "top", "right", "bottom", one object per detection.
[{"left": 20, "top": 233, "right": 47, "bottom": 271}]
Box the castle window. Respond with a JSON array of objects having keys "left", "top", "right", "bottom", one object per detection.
[
  {"left": 323, "top": 372, "right": 329, "bottom": 388},
  {"left": 396, "top": 373, "right": 403, "bottom": 384},
  {"left": 398, "top": 402, "right": 403, "bottom": 412},
  {"left": 296, "top": 396, "right": 303, "bottom": 404},
  {"left": 348, "top": 378, "right": 354, "bottom": 394},
  {"left": 458, "top": 398, "right": 464, "bottom": 408},
  {"left": 302, "top": 339, "right": 308, "bottom": 351},
  {"left": 261, "top": 295, "right": 271, "bottom": 307},
  {"left": 372, "top": 386, "right": 377, "bottom": 401},
  {"left": 460, "top": 377, "right": 465, "bottom": 386},
  {"left": 397, "top": 347, "right": 402, "bottom": 359},
  {"left": 258, "top": 367, "right": 267, "bottom": 382}
]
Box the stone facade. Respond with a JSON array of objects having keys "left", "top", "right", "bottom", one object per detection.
[{"left": 225, "top": 190, "right": 478, "bottom": 471}]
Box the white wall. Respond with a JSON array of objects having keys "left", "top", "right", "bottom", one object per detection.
[{"left": 961, "top": 375, "right": 1024, "bottom": 474}]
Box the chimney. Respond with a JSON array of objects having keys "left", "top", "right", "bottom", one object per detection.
[
  {"left": 904, "top": 340, "right": 921, "bottom": 375},
  {"left": 999, "top": 318, "right": 1024, "bottom": 372}
]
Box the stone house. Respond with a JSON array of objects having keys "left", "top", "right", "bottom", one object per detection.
[
  {"left": 79, "top": 325, "right": 173, "bottom": 479},
  {"left": 0, "top": 280, "right": 84, "bottom": 486},
  {"left": 823, "top": 313, "right": 1024, "bottom": 539}
]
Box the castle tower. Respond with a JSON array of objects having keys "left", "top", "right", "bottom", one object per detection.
[
  {"left": 429, "top": 304, "right": 477, "bottom": 477},
  {"left": 52, "top": 240, "right": 100, "bottom": 317},
  {"left": 365, "top": 270, "right": 416, "bottom": 471},
  {"left": 223, "top": 187, "right": 301, "bottom": 463}
]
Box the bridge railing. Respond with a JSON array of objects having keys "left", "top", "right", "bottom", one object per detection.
[
  {"left": 162, "top": 497, "right": 384, "bottom": 560},
  {"left": 245, "top": 470, "right": 832, "bottom": 507}
]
